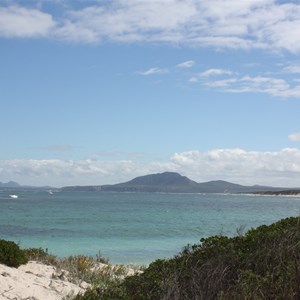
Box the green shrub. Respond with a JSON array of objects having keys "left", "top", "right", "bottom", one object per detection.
[
  {"left": 24, "top": 247, "right": 49, "bottom": 260},
  {"left": 0, "top": 239, "right": 28, "bottom": 268},
  {"left": 74, "top": 284, "right": 127, "bottom": 300},
  {"left": 74, "top": 288, "right": 101, "bottom": 300},
  {"left": 24, "top": 247, "right": 58, "bottom": 266}
]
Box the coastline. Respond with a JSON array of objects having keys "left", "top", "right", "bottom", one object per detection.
[{"left": 252, "top": 190, "right": 300, "bottom": 197}]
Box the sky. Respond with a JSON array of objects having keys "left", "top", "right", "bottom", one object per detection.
[{"left": 1, "top": 0, "right": 300, "bottom": 188}]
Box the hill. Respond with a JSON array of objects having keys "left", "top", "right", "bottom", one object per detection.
[
  {"left": 0, "top": 181, "right": 53, "bottom": 191},
  {"left": 100, "top": 172, "right": 201, "bottom": 193},
  {"left": 0, "top": 181, "right": 21, "bottom": 188},
  {"left": 62, "top": 172, "right": 291, "bottom": 193}
]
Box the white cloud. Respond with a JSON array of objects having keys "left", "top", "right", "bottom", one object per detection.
[
  {"left": 189, "top": 77, "right": 199, "bottom": 83},
  {"left": 0, "top": 6, "right": 56, "bottom": 37},
  {"left": 176, "top": 60, "right": 195, "bottom": 68},
  {"left": 202, "top": 74, "right": 300, "bottom": 98},
  {"left": 55, "top": 19, "right": 100, "bottom": 43},
  {"left": 199, "top": 68, "right": 234, "bottom": 77},
  {"left": 226, "top": 76, "right": 300, "bottom": 98},
  {"left": 206, "top": 78, "right": 239, "bottom": 88},
  {"left": 283, "top": 65, "right": 300, "bottom": 74},
  {"left": 189, "top": 68, "right": 236, "bottom": 85},
  {"left": 2, "top": 1, "right": 300, "bottom": 52},
  {"left": 2, "top": 148, "right": 300, "bottom": 187},
  {"left": 54, "top": 1, "right": 197, "bottom": 43},
  {"left": 261, "top": 18, "right": 300, "bottom": 54},
  {"left": 138, "top": 67, "right": 168, "bottom": 76},
  {"left": 0, "top": 159, "right": 139, "bottom": 187},
  {"left": 171, "top": 148, "right": 300, "bottom": 187},
  {"left": 288, "top": 133, "right": 300, "bottom": 142}
]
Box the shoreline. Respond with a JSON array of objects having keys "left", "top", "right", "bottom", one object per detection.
[{"left": 251, "top": 190, "right": 300, "bottom": 197}]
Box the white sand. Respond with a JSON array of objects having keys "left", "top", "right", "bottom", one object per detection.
[{"left": 0, "top": 261, "right": 88, "bottom": 300}]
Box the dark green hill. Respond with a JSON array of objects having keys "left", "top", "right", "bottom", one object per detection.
[
  {"left": 101, "top": 172, "right": 201, "bottom": 193},
  {"left": 126, "top": 172, "right": 195, "bottom": 186},
  {"left": 100, "top": 172, "right": 287, "bottom": 193},
  {"left": 197, "top": 180, "right": 247, "bottom": 193},
  {"left": 62, "top": 172, "right": 294, "bottom": 193}
]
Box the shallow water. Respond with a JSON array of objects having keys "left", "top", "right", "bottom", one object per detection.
[{"left": 0, "top": 191, "right": 300, "bottom": 264}]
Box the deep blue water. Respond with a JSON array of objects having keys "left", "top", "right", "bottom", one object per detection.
[{"left": 0, "top": 191, "right": 300, "bottom": 264}]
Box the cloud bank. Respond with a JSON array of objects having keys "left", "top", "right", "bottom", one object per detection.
[
  {"left": 1, "top": 1, "right": 300, "bottom": 53},
  {"left": 0, "top": 6, "right": 55, "bottom": 37},
  {"left": 1, "top": 148, "right": 300, "bottom": 187}
]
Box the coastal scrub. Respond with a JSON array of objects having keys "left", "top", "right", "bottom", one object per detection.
[
  {"left": 0, "top": 239, "right": 28, "bottom": 268},
  {"left": 76, "top": 216, "right": 300, "bottom": 299}
]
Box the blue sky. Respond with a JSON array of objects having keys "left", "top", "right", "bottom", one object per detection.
[{"left": 1, "top": 0, "right": 300, "bottom": 187}]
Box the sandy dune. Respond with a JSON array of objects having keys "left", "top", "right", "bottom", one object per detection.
[{"left": 0, "top": 261, "right": 88, "bottom": 300}]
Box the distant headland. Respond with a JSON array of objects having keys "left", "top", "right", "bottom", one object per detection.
[
  {"left": 2, "top": 172, "right": 300, "bottom": 195},
  {"left": 60, "top": 172, "right": 300, "bottom": 195}
]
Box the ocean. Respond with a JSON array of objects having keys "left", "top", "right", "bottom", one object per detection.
[{"left": 0, "top": 190, "right": 300, "bottom": 264}]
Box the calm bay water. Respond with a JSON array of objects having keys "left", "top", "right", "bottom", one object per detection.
[{"left": 0, "top": 191, "right": 300, "bottom": 264}]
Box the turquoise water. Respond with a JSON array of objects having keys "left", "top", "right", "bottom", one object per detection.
[{"left": 0, "top": 191, "right": 300, "bottom": 264}]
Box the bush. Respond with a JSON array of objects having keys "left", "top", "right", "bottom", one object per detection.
[
  {"left": 73, "top": 288, "right": 101, "bottom": 300},
  {"left": 0, "top": 239, "right": 28, "bottom": 268},
  {"left": 74, "top": 284, "right": 126, "bottom": 300},
  {"left": 24, "top": 247, "right": 58, "bottom": 266},
  {"left": 118, "top": 216, "right": 300, "bottom": 300}
]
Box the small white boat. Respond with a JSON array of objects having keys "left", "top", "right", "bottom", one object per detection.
[{"left": 9, "top": 194, "right": 18, "bottom": 199}]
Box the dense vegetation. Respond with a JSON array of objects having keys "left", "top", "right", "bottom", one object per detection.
[
  {"left": 76, "top": 216, "right": 300, "bottom": 299},
  {"left": 0, "top": 239, "right": 28, "bottom": 267}
]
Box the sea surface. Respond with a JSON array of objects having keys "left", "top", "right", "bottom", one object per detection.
[{"left": 0, "top": 191, "right": 300, "bottom": 264}]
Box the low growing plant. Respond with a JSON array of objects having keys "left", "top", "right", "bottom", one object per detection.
[
  {"left": 0, "top": 239, "right": 28, "bottom": 268},
  {"left": 24, "top": 247, "right": 58, "bottom": 266}
]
